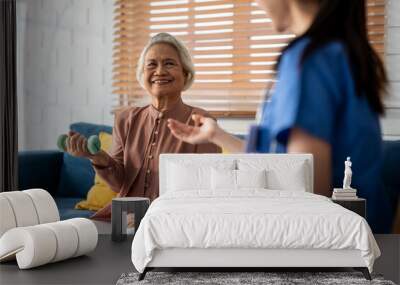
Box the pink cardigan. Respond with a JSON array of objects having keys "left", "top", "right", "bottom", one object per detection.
[{"left": 91, "top": 100, "right": 221, "bottom": 220}]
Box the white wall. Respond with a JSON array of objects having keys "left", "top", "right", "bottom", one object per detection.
[
  {"left": 17, "top": 0, "right": 114, "bottom": 150},
  {"left": 17, "top": 0, "right": 400, "bottom": 150},
  {"left": 381, "top": 0, "right": 400, "bottom": 140}
]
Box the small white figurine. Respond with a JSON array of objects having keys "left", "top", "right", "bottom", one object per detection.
[{"left": 342, "top": 157, "right": 353, "bottom": 190}]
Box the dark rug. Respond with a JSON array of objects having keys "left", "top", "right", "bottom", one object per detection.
[{"left": 116, "top": 271, "right": 396, "bottom": 285}]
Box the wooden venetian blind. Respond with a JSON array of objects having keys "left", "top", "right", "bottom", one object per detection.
[
  {"left": 113, "top": 0, "right": 385, "bottom": 118},
  {"left": 367, "top": 0, "right": 386, "bottom": 55}
]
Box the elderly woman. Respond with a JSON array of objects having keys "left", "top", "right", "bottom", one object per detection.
[{"left": 66, "top": 33, "right": 221, "bottom": 220}]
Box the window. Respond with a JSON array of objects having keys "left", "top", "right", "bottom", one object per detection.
[{"left": 113, "top": 0, "right": 385, "bottom": 118}]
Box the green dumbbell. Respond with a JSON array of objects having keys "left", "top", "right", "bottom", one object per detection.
[{"left": 57, "top": 134, "right": 101, "bottom": 155}]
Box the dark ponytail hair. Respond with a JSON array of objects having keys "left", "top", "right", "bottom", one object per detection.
[{"left": 277, "top": 0, "right": 387, "bottom": 114}]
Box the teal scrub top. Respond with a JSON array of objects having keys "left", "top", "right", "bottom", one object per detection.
[{"left": 248, "top": 38, "right": 392, "bottom": 233}]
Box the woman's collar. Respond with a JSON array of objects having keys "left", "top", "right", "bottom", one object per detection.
[{"left": 148, "top": 98, "right": 191, "bottom": 121}]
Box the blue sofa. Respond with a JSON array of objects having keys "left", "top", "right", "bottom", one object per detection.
[
  {"left": 18, "top": 122, "right": 112, "bottom": 220},
  {"left": 18, "top": 122, "right": 400, "bottom": 231}
]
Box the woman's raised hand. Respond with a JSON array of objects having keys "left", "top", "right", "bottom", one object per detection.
[
  {"left": 65, "top": 131, "right": 93, "bottom": 158},
  {"left": 167, "top": 114, "right": 218, "bottom": 144}
]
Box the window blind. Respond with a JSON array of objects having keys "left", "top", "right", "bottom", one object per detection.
[{"left": 112, "top": 0, "right": 385, "bottom": 118}]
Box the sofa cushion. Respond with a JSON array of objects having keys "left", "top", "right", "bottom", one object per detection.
[
  {"left": 57, "top": 154, "right": 96, "bottom": 198},
  {"left": 18, "top": 151, "right": 63, "bottom": 196},
  {"left": 70, "top": 122, "right": 112, "bottom": 137},
  {"left": 55, "top": 198, "right": 94, "bottom": 220},
  {"left": 75, "top": 132, "right": 117, "bottom": 210}
]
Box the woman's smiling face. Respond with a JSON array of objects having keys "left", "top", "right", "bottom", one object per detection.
[{"left": 143, "top": 43, "right": 186, "bottom": 98}]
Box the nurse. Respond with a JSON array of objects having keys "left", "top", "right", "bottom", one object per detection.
[{"left": 167, "top": 0, "right": 393, "bottom": 233}]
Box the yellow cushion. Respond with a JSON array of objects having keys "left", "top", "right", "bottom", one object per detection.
[{"left": 75, "top": 132, "right": 117, "bottom": 211}]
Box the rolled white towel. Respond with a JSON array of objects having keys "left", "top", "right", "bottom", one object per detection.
[
  {"left": 0, "top": 191, "right": 39, "bottom": 228},
  {"left": 0, "top": 189, "right": 60, "bottom": 239},
  {"left": 65, "top": 218, "right": 98, "bottom": 257},
  {"left": 23, "top": 189, "right": 60, "bottom": 224},
  {"left": 0, "top": 226, "right": 57, "bottom": 269},
  {"left": 0, "top": 218, "right": 98, "bottom": 269},
  {"left": 42, "top": 221, "right": 79, "bottom": 263},
  {"left": 0, "top": 196, "right": 17, "bottom": 237}
]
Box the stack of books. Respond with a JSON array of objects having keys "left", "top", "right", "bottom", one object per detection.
[{"left": 332, "top": 188, "right": 358, "bottom": 200}]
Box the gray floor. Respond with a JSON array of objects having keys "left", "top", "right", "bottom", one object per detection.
[
  {"left": 0, "top": 234, "right": 134, "bottom": 285},
  {"left": 0, "top": 221, "right": 399, "bottom": 285},
  {"left": 374, "top": 234, "right": 400, "bottom": 284}
]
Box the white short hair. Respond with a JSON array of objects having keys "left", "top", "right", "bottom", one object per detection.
[{"left": 136, "top": 33, "right": 195, "bottom": 91}]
